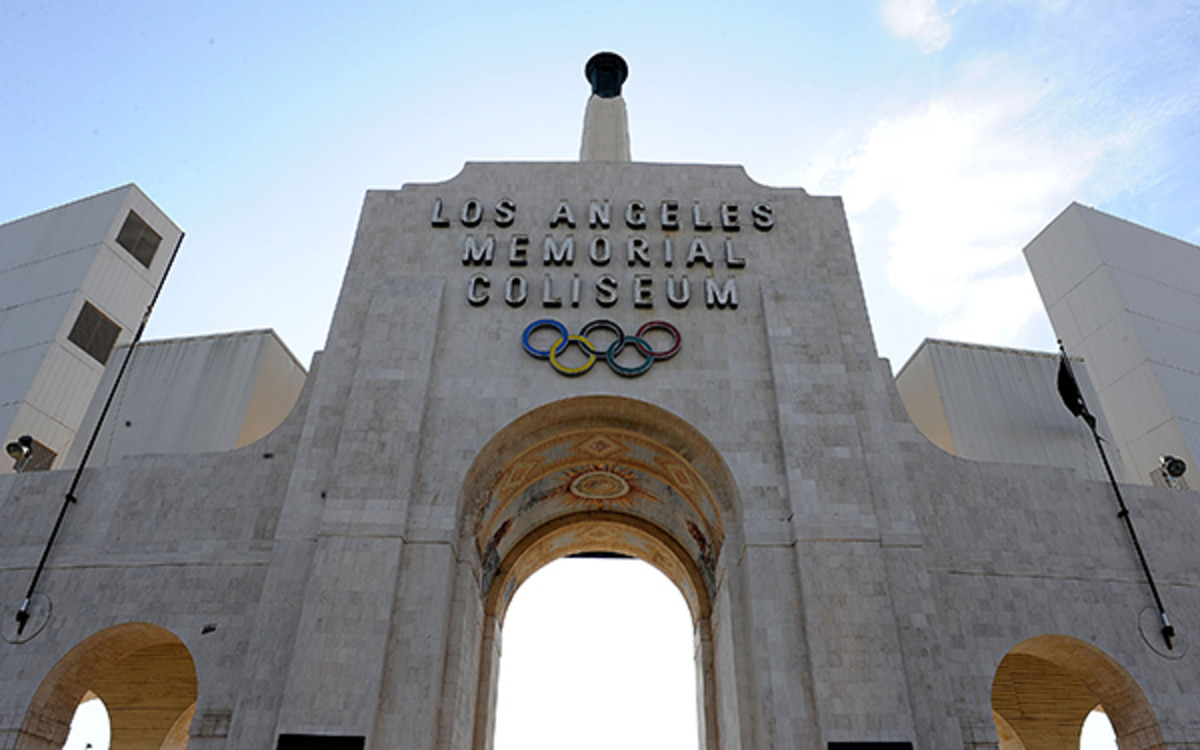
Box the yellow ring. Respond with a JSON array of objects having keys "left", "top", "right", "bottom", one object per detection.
[{"left": 549, "top": 334, "right": 597, "bottom": 376}]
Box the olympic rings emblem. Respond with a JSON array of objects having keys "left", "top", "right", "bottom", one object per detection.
[{"left": 522, "top": 319, "right": 682, "bottom": 377}]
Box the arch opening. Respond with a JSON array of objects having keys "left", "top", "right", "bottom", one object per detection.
[
  {"left": 17, "top": 622, "right": 198, "bottom": 750},
  {"left": 492, "top": 557, "right": 698, "bottom": 750},
  {"left": 459, "top": 396, "right": 739, "bottom": 750},
  {"left": 61, "top": 692, "right": 110, "bottom": 750},
  {"left": 1079, "top": 708, "right": 1117, "bottom": 749},
  {"left": 487, "top": 511, "right": 713, "bottom": 626},
  {"left": 991, "top": 634, "right": 1163, "bottom": 750}
]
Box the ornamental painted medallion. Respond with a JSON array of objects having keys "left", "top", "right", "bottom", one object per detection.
[
  {"left": 545, "top": 464, "right": 656, "bottom": 511},
  {"left": 571, "top": 469, "right": 628, "bottom": 499}
]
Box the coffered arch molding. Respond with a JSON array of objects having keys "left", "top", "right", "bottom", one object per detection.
[{"left": 458, "top": 394, "right": 743, "bottom": 530}]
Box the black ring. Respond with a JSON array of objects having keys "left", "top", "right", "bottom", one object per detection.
[{"left": 580, "top": 318, "right": 626, "bottom": 357}]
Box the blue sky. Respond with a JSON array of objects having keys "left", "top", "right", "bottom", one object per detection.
[{"left": 3, "top": 0, "right": 1196, "bottom": 370}]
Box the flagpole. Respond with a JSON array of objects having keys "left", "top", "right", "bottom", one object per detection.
[
  {"left": 13, "top": 230, "right": 185, "bottom": 637},
  {"left": 1058, "top": 342, "right": 1175, "bottom": 650}
]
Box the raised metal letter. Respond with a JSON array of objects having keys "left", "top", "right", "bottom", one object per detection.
[
  {"left": 627, "top": 236, "right": 650, "bottom": 267},
  {"left": 462, "top": 199, "right": 484, "bottom": 227},
  {"left": 661, "top": 200, "right": 679, "bottom": 230},
  {"left": 705, "top": 278, "right": 738, "bottom": 309},
  {"left": 431, "top": 198, "right": 450, "bottom": 227},
  {"left": 589, "top": 236, "right": 612, "bottom": 265},
  {"left": 494, "top": 199, "right": 516, "bottom": 227},
  {"left": 542, "top": 274, "right": 563, "bottom": 307},
  {"left": 505, "top": 274, "right": 528, "bottom": 307},
  {"left": 720, "top": 203, "right": 740, "bottom": 231},
  {"left": 463, "top": 235, "right": 495, "bottom": 266},
  {"left": 509, "top": 235, "right": 529, "bottom": 266},
  {"left": 752, "top": 203, "right": 774, "bottom": 231},
  {"left": 724, "top": 239, "right": 746, "bottom": 268},
  {"left": 686, "top": 238, "right": 714, "bottom": 268},
  {"left": 544, "top": 236, "right": 575, "bottom": 265},
  {"left": 595, "top": 274, "right": 618, "bottom": 308},
  {"left": 633, "top": 275, "right": 654, "bottom": 308},
  {"left": 625, "top": 200, "right": 647, "bottom": 229},
  {"left": 550, "top": 201, "right": 577, "bottom": 228},
  {"left": 589, "top": 200, "right": 611, "bottom": 229},
  {"left": 467, "top": 274, "right": 490, "bottom": 306},
  {"left": 667, "top": 276, "right": 690, "bottom": 308}
]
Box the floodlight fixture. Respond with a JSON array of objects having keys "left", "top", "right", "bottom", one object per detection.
[
  {"left": 1160, "top": 455, "right": 1187, "bottom": 479},
  {"left": 6, "top": 435, "right": 33, "bottom": 467}
]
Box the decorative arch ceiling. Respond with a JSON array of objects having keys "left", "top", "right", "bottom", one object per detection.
[{"left": 473, "top": 428, "right": 724, "bottom": 612}]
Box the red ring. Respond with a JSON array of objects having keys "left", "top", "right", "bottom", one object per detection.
[{"left": 635, "top": 320, "right": 681, "bottom": 360}]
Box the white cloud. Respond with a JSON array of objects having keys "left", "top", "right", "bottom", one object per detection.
[
  {"left": 880, "top": 0, "right": 954, "bottom": 52},
  {"left": 935, "top": 273, "right": 1047, "bottom": 345},
  {"left": 844, "top": 85, "right": 1100, "bottom": 304},
  {"left": 805, "top": 2, "right": 1199, "bottom": 362},
  {"left": 811, "top": 68, "right": 1126, "bottom": 354}
]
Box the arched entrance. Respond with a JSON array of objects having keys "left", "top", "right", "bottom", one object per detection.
[
  {"left": 17, "top": 622, "right": 197, "bottom": 750},
  {"left": 991, "top": 634, "right": 1164, "bottom": 749},
  {"left": 492, "top": 557, "right": 698, "bottom": 748},
  {"left": 458, "top": 396, "right": 741, "bottom": 750}
]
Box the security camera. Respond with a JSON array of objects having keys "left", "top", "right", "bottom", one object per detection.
[{"left": 1160, "top": 455, "right": 1187, "bottom": 479}]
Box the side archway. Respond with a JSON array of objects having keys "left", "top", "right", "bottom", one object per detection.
[
  {"left": 991, "top": 634, "right": 1164, "bottom": 749},
  {"left": 457, "top": 396, "right": 742, "bottom": 750},
  {"left": 17, "top": 622, "right": 198, "bottom": 750}
]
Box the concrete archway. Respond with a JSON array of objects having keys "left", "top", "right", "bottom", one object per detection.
[
  {"left": 17, "top": 622, "right": 197, "bottom": 750},
  {"left": 458, "top": 395, "right": 741, "bottom": 750},
  {"left": 991, "top": 634, "right": 1164, "bottom": 749}
]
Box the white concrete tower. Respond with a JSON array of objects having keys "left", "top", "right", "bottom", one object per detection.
[
  {"left": 0, "top": 185, "right": 181, "bottom": 473},
  {"left": 580, "top": 52, "right": 631, "bottom": 162},
  {"left": 1026, "top": 203, "right": 1200, "bottom": 487}
]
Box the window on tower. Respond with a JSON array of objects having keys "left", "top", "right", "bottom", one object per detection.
[
  {"left": 115, "top": 210, "right": 162, "bottom": 268},
  {"left": 67, "top": 301, "right": 121, "bottom": 365}
]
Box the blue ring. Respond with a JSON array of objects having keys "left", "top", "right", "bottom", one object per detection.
[{"left": 522, "top": 319, "right": 569, "bottom": 359}]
